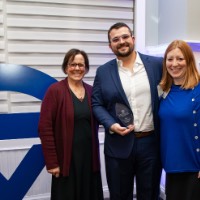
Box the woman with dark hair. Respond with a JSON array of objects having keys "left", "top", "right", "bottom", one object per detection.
[
  {"left": 38, "top": 49, "right": 104, "bottom": 200},
  {"left": 159, "top": 40, "right": 200, "bottom": 200}
]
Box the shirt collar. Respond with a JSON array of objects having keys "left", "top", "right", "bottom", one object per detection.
[
  {"left": 134, "top": 52, "right": 143, "bottom": 66},
  {"left": 116, "top": 52, "right": 143, "bottom": 68}
]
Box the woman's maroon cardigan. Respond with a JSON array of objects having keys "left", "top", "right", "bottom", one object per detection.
[{"left": 38, "top": 78, "right": 100, "bottom": 176}]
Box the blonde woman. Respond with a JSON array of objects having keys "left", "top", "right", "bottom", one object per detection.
[{"left": 159, "top": 40, "right": 200, "bottom": 200}]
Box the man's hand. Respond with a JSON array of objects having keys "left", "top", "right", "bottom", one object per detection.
[{"left": 110, "top": 123, "right": 134, "bottom": 136}]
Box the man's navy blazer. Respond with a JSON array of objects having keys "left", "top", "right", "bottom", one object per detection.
[{"left": 92, "top": 52, "right": 163, "bottom": 159}]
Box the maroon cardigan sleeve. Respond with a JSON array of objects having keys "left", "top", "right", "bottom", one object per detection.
[
  {"left": 38, "top": 79, "right": 75, "bottom": 176},
  {"left": 38, "top": 84, "right": 59, "bottom": 170}
]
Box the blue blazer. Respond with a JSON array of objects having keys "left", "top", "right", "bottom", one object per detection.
[{"left": 92, "top": 52, "right": 163, "bottom": 159}]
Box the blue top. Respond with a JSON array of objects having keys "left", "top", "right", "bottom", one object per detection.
[{"left": 159, "top": 84, "right": 200, "bottom": 173}]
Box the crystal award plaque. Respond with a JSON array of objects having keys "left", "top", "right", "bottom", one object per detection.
[{"left": 115, "top": 103, "right": 133, "bottom": 127}]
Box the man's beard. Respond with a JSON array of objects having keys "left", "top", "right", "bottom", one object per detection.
[{"left": 115, "top": 43, "right": 134, "bottom": 57}]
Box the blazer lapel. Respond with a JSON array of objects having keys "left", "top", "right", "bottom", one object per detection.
[
  {"left": 139, "top": 53, "right": 156, "bottom": 111},
  {"left": 109, "top": 59, "right": 130, "bottom": 107}
]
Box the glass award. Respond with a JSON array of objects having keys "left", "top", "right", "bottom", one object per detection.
[{"left": 115, "top": 103, "right": 133, "bottom": 127}]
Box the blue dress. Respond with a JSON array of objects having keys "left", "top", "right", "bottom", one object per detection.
[{"left": 159, "top": 84, "right": 200, "bottom": 173}]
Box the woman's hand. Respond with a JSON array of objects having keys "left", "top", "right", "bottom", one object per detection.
[
  {"left": 198, "top": 171, "right": 200, "bottom": 178},
  {"left": 48, "top": 167, "right": 60, "bottom": 178}
]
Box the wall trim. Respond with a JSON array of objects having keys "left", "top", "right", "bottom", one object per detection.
[
  {"left": 145, "top": 40, "right": 200, "bottom": 56},
  {"left": 187, "top": 41, "right": 200, "bottom": 52}
]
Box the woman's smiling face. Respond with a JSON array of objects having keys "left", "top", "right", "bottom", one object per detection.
[
  {"left": 65, "top": 54, "right": 86, "bottom": 82},
  {"left": 166, "top": 48, "right": 187, "bottom": 85}
]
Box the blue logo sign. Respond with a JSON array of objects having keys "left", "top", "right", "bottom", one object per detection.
[{"left": 0, "top": 64, "right": 57, "bottom": 199}]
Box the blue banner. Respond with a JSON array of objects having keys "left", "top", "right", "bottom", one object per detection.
[{"left": 0, "top": 64, "right": 57, "bottom": 199}]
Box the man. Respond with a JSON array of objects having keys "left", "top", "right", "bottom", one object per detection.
[{"left": 92, "top": 22, "right": 163, "bottom": 200}]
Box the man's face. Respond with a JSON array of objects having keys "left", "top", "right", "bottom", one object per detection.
[{"left": 109, "top": 27, "right": 135, "bottom": 58}]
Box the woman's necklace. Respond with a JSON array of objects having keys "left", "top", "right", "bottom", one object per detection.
[
  {"left": 68, "top": 82, "right": 85, "bottom": 102},
  {"left": 78, "top": 94, "right": 84, "bottom": 101}
]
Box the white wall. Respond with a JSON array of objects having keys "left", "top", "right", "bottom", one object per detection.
[
  {"left": 187, "top": 0, "right": 200, "bottom": 41},
  {"left": 137, "top": 0, "right": 200, "bottom": 46},
  {"left": 158, "top": 0, "right": 187, "bottom": 44},
  {"left": 145, "top": 0, "right": 159, "bottom": 46},
  {"left": 136, "top": 0, "right": 200, "bottom": 66}
]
